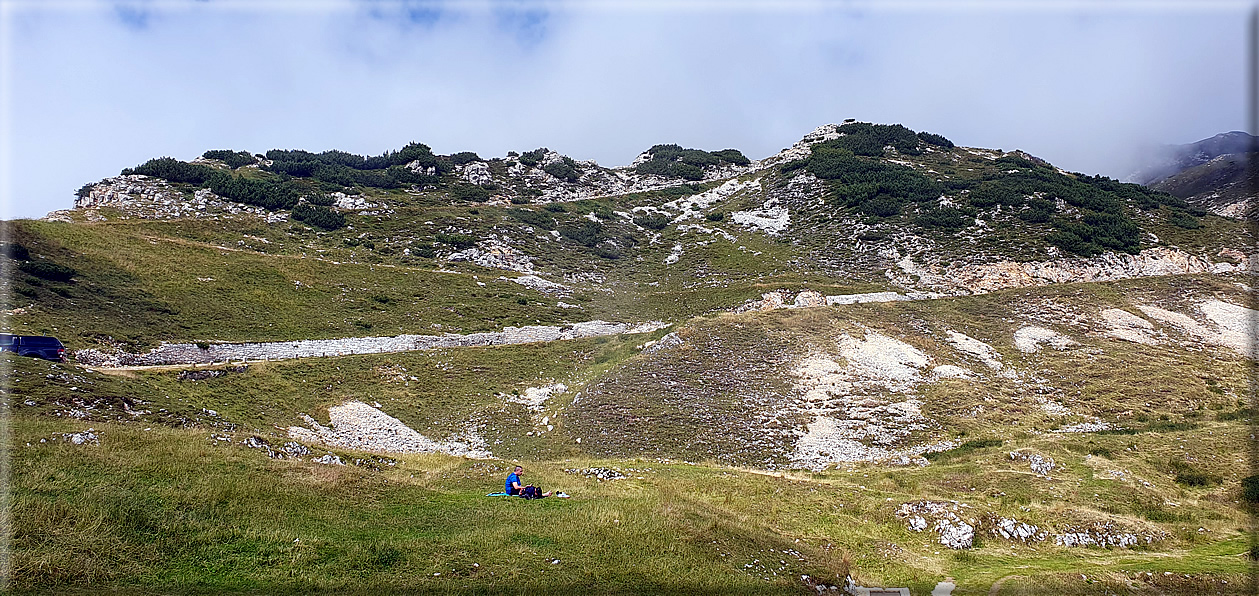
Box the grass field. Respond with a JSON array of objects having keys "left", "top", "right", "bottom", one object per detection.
[
  {"left": 7, "top": 272, "right": 1256, "bottom": 594},
  {"left": 9, "top": 413, "right": 1252, "bottom": 594}
]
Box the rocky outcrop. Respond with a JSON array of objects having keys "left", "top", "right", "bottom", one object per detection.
[
  {"left": 447, "top": 236, "right": 536, "bottom": 273},
  {"left": 889, "top": 247, "right": 1258, "bottom": 295},
  {"left": 59, "top": 175, "right": 280, "bottom": 221},
  {"left": 74, "top": 320, "right": 669, "bottom": 368}
]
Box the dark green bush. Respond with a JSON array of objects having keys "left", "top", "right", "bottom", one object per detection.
[
  {"left": 1169, "top": 211, "right": 1201, "bottom": 229},
  {"left": 1169, "top": 459, "right": 1221, "bottom": 487},
  {"left": 709, "top": 149, "right": 750, "bottom": 166},
  {"left": 450, "top": 184, "right": 490, "bottom": 202},
  {"left": 916, "top": 131, "right": 954, "bottom": 148},
  {"left": 542, "top": 202, "right": 566, "bottom": 212},
  {"left": 858, "top": 195, "right": 903, "bottom": 217},
  {"left": 435, "top": 233, "right": 476, "bottom": 249},
  {"left": 208, "top": 173, "right": 299, "bottom": 210},
  {"left": 706, "top": 211, "right": 724, "bottom": 222},
  {"left": 290, "top": 204, "right": 345, "bottom": 230},
  {"left": 827, "top": 122, "right": 923, "bottom": 156},
  {"left": 305, "top": 194, "right": 336, "bottom": 207},
  {"left": 202, "top": 150, "right": 258, "bottom": 169},
  {"left": 449, "top": 151, "right": 481, "bottom": 165},
  {"left": 558, "top": 220, "right": 605, "bottom": 247},
  {"left": 19, "top": 260, "right": 76, "bottom": 281},
  {"left": 635, "top": 144, "right": 747, "bottom": 179},
  {"left": 916, "top": 206, "right": 971, "bottom": 229},
  {"left": 506, "top": 209, "right": 556, "bottom": 230},
  {"left": 543, "top": 157, "right": 581, "bottom": 182},
  {"left": 2, "top": 243, "right": 30, "bottom": 260},
  {"left": 518, "top": 148, "right": 547, "bottom": 167},
  {"left": 1242, "top": 475, "right": 1259, "bottom": 504},
  {"left": 633, "top": 213, "right": 671, "bottom": 230},
  {"left": 123, "top": 157, "right": 216, "bottom": 184}
]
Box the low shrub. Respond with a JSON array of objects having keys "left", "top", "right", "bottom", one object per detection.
[
  {"left": 506, "top": 209, "right": 556, "bottom": 230},
  {"left": 1168, "top": 459, "right": 1221, "bottom": 487},
  {"left": 633, "top": 213, "right": 670, "bottom": 230},
  {"left": 916, "top": 131, "right": 954, "bottom": 148},
  {"left": 2, "top": 243, "right": 30, "bottom": 260},
  {"left": 558, "top": 220, "right": 604, "bottom": 247},
  {"left": 449, "top": 151, "right": 481, "bottom": 165},
  {"left": 543, "top": 157, "right": 581, "bottom": 183},
  {"left": 435, "top": 233, "right": 476, "bottom": 249},
  {"left": 18, "top": 260, "right": 77, "bottom": 282},
  {"left": 290, "top": 204, "right": 345, "bottom": 230},
  {"left": 450, "top": 184, "right": 490, "bottom": 202},
  {"left": 202, "top": 150, "right": 258, "bottom": 169},
  {"left": 1242, "top": 475, "right": 1259, "bottom": 504}
]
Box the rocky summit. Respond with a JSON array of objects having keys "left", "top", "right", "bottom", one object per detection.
[{"left": 7, "top": 121, "right": 1255, "bottom": 594}]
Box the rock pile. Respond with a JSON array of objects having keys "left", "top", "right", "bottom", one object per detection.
[
  {"left": 242, "top": 436, "right": 310, "bottom": 459},
  {"left": 896, "top": 501, "right": 975, "bottom": 549},
  {"left": 1054, "top": 522, "right": 1164, "bottom": 548},
  {"left": 564, "top": 467, "right": 627, "bottom": 481},
  {"left": 288, "top": 401, "right": 491, "bottom": 457},
  {"left": 448, "top": 236, "right": 536, "bottom": 273},
  {"left": 1009, "top": 451, "right": 1055, "bottom": 476},
  {"left": 985, "top": 515, "right": 1047, "bottom": 543}
]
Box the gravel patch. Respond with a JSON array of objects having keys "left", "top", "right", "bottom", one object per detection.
[
  {"left": 1013, "top": 326, "right": 1077, "bottom": 353},
  {"left": 288, "top": 401, "right": 491, "bottom": 457}
]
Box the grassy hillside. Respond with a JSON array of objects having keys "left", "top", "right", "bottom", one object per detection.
[{"left": 7, "top": 123, "right": 1257, "bottom": 594}]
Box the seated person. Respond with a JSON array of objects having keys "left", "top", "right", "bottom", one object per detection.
[{"left": 506, "top": 465, "right": 552, "bottom": 499}]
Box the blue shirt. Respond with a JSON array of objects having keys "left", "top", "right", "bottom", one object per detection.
[{"left": 506, "top": 473, "right": 520, "bottom": 494}]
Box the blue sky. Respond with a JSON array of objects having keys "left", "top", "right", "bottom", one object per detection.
[{"left": 1, "top": 0, "right": 1250, "bottom": 219}]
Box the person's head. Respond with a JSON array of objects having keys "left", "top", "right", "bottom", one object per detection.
[{"left": 514, "top": 466, "right": 523, "bottom": 475}]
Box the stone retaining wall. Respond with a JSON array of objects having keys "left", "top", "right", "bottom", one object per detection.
[{"left": 75, "top": 320, "right": 668, "bottom": 368}]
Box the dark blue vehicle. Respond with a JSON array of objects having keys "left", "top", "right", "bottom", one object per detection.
[{"left": 0, "top": 334, "right": 66, "bottom": 361}]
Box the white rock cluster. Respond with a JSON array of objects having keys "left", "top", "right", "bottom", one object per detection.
[
  {"left": 62, "top": 175, "right": 276, "bottom": 221},
  {"left": 1009, "top": 451, "right": 1055, "bottom": 476},
  {"left": 988, "top": 516, "right": 1047, "bottom": 543},
  {"left": 891, "top": 247, "right": 1258, "bottom": 295},
  {"left": 288, "top": 401, "right": 491, "bottom": 458},
  {"left": 564, "top": 467, "right": 627, "bottom": 481},
  {"left": 448, "top": 236, "right": 536, "bottom": 273},
  {"left": 506, "top": 383, "right": 567, "bottom": 411},
  {"left": 330, "top": 192, "right": 376, "bottom": 210},
  {"left": 896, "top": 501, "right": 975, "bottom": 549},
  {"left": 1053, "top": 522, "right": 1163, "bottom": 548},
  {"left": 501, "top": 274, "right": 571, "bottom": 296},
  {"left": 1013, "top": 326, "right": 1077, "bottom": 353},
  {"left": 74, "top": 320, "right": 669, "bottom": 367}
]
